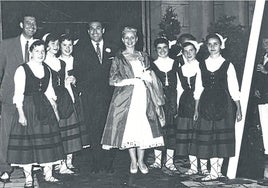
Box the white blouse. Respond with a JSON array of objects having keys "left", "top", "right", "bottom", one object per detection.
[
  {"left": 194, "top": 55, "right": 240, "bottom": 101},
  {"left": 153, "top": 57, "right": 174, "bottom": 73},
  {"left": 13, "top": 62, "right": 57, "bottom": 108},
  {"left": 59, "top": 55, "right": 75, "bottom": 102},
  {"left": 44, "top": 54, "right": 61, "bottom": 72},
  {"left": 176, "top": 58, "right": 203, "bottom": 102}
]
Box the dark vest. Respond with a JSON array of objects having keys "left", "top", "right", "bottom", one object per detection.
[
  {"left": 22, "top": 63, "right": 56, "bottom": 125},
  {"left": 23, "top": 63, "right": 50, "bottom": 96},
  {"left": 44, "top": 60, "right": 74, "bottom": 119},
  {"left": 199, "top": 60, "right": 230, "bottom": 121},
  {"left": 177, "top": 67, "right": 196, "bottom": 117}
]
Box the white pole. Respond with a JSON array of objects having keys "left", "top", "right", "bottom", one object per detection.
[{"left": 227, "top": 0, "right": 265, "bottom": 179}]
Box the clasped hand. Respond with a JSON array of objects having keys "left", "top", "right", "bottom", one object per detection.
[
  {"left": 257, "top": 64, "right": 268, "bottom": 74},
  {"left": 66, "top": 75, "right": 76, "bottom": 85},
  {"left": 19, "top": 114, "right": 27, "bottom": 126}
]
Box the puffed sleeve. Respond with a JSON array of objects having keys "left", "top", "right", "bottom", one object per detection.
[
  {"left": 176, "top": 73, "right": 183, "bottom": 105},
  {"left": 227, "top": 63, "right": 240, "bottom": 101},
  {"left": 193, "top": 64, "right": 203, "bottom": 100},
  {"left": 13, "top": 66, "right": 25, "bottom": 108}
]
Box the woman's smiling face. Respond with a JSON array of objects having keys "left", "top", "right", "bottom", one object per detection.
[
  {"left": 156, "top": 43, "right": 169, "bottom": 58},
  {"left": 183, "top": 44, "right": 196, "bottom": 62},
  {"left": 60, "top": 39, "right": 73, "bottom": 56},
  {"left": 207, "top": 38, "right": 221, "bottom": 56},
  {"left": 47, "top": 40, "right": 59, "bottom": 54},
  {"left": 31, "top": 45, "right": 46, "bottom": 63},
  {"left": 122, "top": 31, "right": 138, "bottom": 48}
]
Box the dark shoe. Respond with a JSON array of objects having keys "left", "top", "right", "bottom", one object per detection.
[
  {"left": 24, "top": 183, "right": 34, "bottom": 188},
  {"left": 68, "top": 166, "right": 80, "bottom": 173},
  {"left": 217, "top": 173, "right": 228, "bottom": 182},
  {"left": 0, "top": 172, "right": 10, "bottom": 183}
]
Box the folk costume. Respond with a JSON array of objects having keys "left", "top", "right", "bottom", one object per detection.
[
  {"left": 150, "top": 56, "right": 178, "bottom": 171},
  {"left": 7, "top": 63, "right": 64, "bottom": 165},
  {"left": 190, "top": 55, "right": 239, "bottom": 159},
  {"left": 176, "top": 58, "right": 202, "bottom": 156},
  {"left": 59, "top": 55, "right": 90, "bottom": 148},
  {"left": 45, "top": 55, "right": 83, "bottom": 155}
]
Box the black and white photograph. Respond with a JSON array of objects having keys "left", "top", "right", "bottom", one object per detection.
[{"left": 0, "top": 0, "right": 267, "bottom": 187}]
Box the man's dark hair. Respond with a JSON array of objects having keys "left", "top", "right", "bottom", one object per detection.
[
  {"left": 18, "top": 11, "right": 37, "bottom": 23},
  {"left": 86, "top": 21, "right": 104, "bottom": 30},
  {"left": 177, "top": 33, "right": 196, "bottom": 45}
]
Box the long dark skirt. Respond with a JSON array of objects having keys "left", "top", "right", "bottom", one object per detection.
[
  {"left": 59, "top": 111, "right": 82, "bottom": 154},
  {"left": 175, "top": 117, "right": 195, "bottom": 156},
  {"left": 161, "top": 125, "right": 176, "bottom": 150},
  {"left": 7, "top": 96, "right": 64, "bottom": 164},
  {"left": 189, "top": 95, "right": 236, "bottom": 158},
  {"left": 74, "top": 97, "right": 90, "bottom": 147},
  {"left": 59, "top": 96, "right": 91, "bottom": 154}
]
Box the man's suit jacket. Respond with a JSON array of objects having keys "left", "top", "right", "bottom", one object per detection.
[
  {"left": 0, "top": 36, "right": 24, "bottom": 105},
  {"left": 73, "top": 36, "right": 117, "bottom": 140},
  {"left": 254, "top": 53, "right": 268, "bottom": 104},
  {"left": 73, "top": 37, "right": 116, "bottom": 99}
]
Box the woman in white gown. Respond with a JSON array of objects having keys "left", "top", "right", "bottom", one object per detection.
[{"left": 101, "top": 27, "right": 165, "bottom": 174}]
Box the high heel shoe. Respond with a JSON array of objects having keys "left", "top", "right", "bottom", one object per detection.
[
  {"left": 130, "top": 162, "right": 138, "bottom": 174},
  {"left": 137, "top": 162, "right": 148, "bottom": 174}
]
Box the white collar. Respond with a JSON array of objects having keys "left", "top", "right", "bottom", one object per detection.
[
  {"left": 181, "top": 58, "right": 199, "bottom": 77},
  {"left": 91, "top": 40, "right": 104, "bottom": 47},
  {"left": 20, "top": 34, "right": 33, "bottom": 45},
  {"left": 206, "top": 55, "right": 225, "bottom": 64},
  {"left": 154, "top": 57, "right": 174, "bottom": 73}
]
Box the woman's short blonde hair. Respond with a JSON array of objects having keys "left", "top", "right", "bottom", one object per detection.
[{"left": 122, "top": 27, "right": 137, "bottom": 37}]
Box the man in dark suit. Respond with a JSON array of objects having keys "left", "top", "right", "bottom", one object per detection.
[
  {"left": 255, "top": 37, "right": 268, "bottom": 186},
  {"left": 0, "top": 14, "right": 37, "bottom": 182},
  {"left": 73, "top": 21, "right": 117, "bottom": 174}
]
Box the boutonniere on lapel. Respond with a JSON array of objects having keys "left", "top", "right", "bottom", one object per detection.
[
  {"left": 105, "top": 47, "right": 114, "bottom": 60},
  {"left": 105, "top": 48, "right": 111, "bottom": 53}
]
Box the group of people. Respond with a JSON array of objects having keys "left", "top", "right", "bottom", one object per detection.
[
  {"left": 253, "top": 37, "right": 268, "bottom": 186},
  {"left": 0, "top": 12, "right": 247, "bottom": 188},
  {"left": 0, "top": 14, "right": 93, "bottom": 187}
]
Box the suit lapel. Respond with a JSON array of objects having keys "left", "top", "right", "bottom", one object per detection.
[
  {"left": 102, "top": 42, "right": 108, "bottom": 64},
  {"left": 89, "top": 40, "right": 102, "bottom": 65},
  {"left": 14, "top": 36, "right": 24, "bottom": 64}
]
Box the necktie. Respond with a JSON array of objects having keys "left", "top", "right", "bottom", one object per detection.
[
  {"left": 96, "top": 43, "right": 102, "bottom": 63},
  {"left": 25, "top": 41, "right": 29, "bottom": 63}
]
